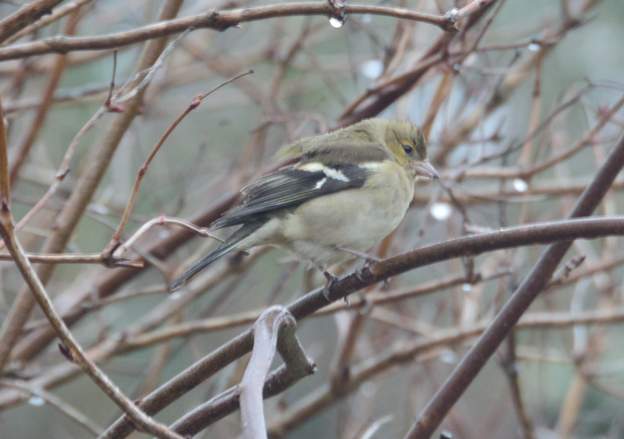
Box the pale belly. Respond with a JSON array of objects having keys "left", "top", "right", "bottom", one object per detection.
[{"left": 276, "top": 166, "right": 414, "bottom": 267}]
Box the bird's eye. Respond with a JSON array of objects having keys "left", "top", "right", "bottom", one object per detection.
[{"left": 402, "top": 144, "right": 414, "bottom": 155}]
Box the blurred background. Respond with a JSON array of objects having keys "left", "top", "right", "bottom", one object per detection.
[{"left": 1, "top": 0, "right": 624, "bottom": 437}]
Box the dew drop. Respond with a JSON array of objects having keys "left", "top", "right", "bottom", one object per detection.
[
  {"left": 528, "top": 42, "right": 541, "bottom": 52},
  {"left": 462, "top": 283, "right": 472, "bottom": 293},
  {"left": 329, "top": 16, "right": 344, "bottom": 28},
  {"left": 430, "top": 202, "right": 452, "bottom": 221},
  {"left": 91, "top": 204, "right": 110, "bottom": 215},
  {"left": 360, "top": 59, "right": 383, "bottom": 80},
  {"left": 169, "top": 291, "right": 182, "bottom": 301},
  {"left": 445, "top": 7, "right": 460, "bottom": 23},
  {"left": 440, "top": 350, "right": 457, "bottom": 364},
  {"left": 512, "top": 178, "right": 528, "bottom": 193},
  {"left": 464, "top": 53, "right": 478, "bottom": 66},
  {"left": 28, "top": 396, "right": 45, "bottom": 407}
]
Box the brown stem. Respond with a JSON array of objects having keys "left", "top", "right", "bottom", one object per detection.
[
  {"left": 100, "top": 215, "right": 624, "bottom": 438},
  {"left": 104, "top": 70, "right": 253, "bottom": 255},
  {"left": 0, "top": 0, "right": 63, "bottom": 43},
  {"left": 403, "top": 131, "right": 624, "bottom": 438},
  {"left": 0, "top": 0, "right": 185, "bottom": 375},
  {"left": 0, "top": 2, "right": 459, "bottom": 62},
  {"left": 8, "top": 8, "right": 81, "bottom": 185}
]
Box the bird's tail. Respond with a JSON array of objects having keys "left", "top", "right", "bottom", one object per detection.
[{"left": 170, "top": 222, "right": 263, "bottom": 291}]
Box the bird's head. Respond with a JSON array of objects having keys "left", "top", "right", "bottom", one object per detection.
[{"left": 383, "top": 120, "right": 439, "bottom": 181}]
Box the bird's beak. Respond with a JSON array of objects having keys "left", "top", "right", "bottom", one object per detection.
[{"left": 413, "top": 160, "right": 439, "bottom": 180}]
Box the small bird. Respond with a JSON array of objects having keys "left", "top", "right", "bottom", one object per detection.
[{"left": 170, "top": 118, "right": 438, "bottom": 295}]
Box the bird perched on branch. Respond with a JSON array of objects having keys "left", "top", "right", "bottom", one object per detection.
[{"left": 171, "top": 118, "right": 438, "bottom": 296}]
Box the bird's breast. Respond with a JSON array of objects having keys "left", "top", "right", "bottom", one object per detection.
[{"left": 279, "top": 161, "right": 414, "bottom": 255}]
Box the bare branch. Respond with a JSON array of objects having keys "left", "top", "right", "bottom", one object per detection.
[
  {"left": 0, "top": 0, "right": 63, "bottom": 43},
  {"left": 0, "top": 0, "right": 185, "bottom": 376},
  {"left": 98, "top": 215, "right": 624, "bottom": 438},
  {"left": 0, "top": 252, "right": 141, "bottom": 267},
  {"left": 404, "top": 131, "right": 624, "bottom": 438},
  {"left": 0, "top": 380, "right": 103, "bottom": 437},
  {"left": 0, "top": 113, "right": 183, "bottom": 439},
  {"left": 0, "top": 2, "right": 458, "bottom": 61},
  {"left": 4, "top": 0, "right": 94, "bottom": 45},
  {"left": 104, "top": 70, "right": 253, "bottom": 255}
]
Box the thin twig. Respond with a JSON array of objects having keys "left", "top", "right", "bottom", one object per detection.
[
  {"left": 0, "top": 252, "right": 142, "bottom": 266},
  {"left": 0, "top": 2, "right": 458, "bottom": 61},
  {"left": 104, "top": 70, "right": 253, "bottom": 256},
  {"left": 100, "top": 216, "right": 624, "bottom": 438},
  {"left": 4, "top": 0, "right": 94, "bottom": 45},
  {"left": 0, "top": 98, "right": 9, "bottom": 204},
  {"left": 0, "top": 380, "right": 103, "bottom": 437},
  {"left": 0, "top": 0, "right": 64, "bottom": 43},
  {"left": 266, "top": 306, "right": 624, "bottom": 436},
  {"left": 0, "top": 97, "right": 183, "bottom": 439},
  {"left": 0, "top": 0, "right": 185, "bottom": 377},
  {"left": 113, "top": 215, "right": 224, "bottom": 259},
  {"left": 404, "top": 131, "right": 624, "bottom": 438},
  {"left": 8, "top": 8, "right": 81, "bottom": 185}
]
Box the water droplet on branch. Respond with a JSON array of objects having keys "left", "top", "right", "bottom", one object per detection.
[
  {"left": 329, "top": 16, "right": 344, "bottom": 28},
  {"left": 430, "top": 202, "right": 452, "bottom": 221},
  {"left": 28, "top": 396, "right": 45, "bottom": 406},
  {"left": 512, "top": 178, "right": 528, "bottom": 193}
]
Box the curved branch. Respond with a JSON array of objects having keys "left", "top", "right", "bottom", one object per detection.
[
  {"left": 405, "top": 130, "right": 624, "bottom": 438},
  {"left": 0, "top": 0, "right": 63, "bottom": 43},
  {"left": 101, "top": 215, "right": 624, "bottom": 438},
  {"left": 0, "top": 2, "right": 456, "bottom": 61}
]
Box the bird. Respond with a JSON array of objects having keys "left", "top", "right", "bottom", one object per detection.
[{"left": 170, "top": 118, "right": 438, "bottom": 296}]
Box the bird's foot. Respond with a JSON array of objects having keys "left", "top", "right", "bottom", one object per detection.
[{"left": 322, "top": 270, "right": 338, "bottom": 302}]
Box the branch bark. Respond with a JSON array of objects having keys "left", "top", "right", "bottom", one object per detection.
[
  {"left": 0, "top": 0, "right": 185, "bottom": 374},
  {"left": 403, "top": 131, "right": 624, "bottom": 438},
  {"left": 0, "top": 2, "right": 462, "bottom": 62},
  {"left": 100, "top": 215, "right": 624, "bottom": 438},
  {"left": 0, "top": 0, "right": 63, "bottom": 43}
]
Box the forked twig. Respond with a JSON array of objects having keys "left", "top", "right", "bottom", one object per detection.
[{"left": 104, "top": 70, "right": 254, "bottom": 257}]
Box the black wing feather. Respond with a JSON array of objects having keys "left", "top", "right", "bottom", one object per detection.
[{"left": 212, "top": 164, "right": 369, "bottom": 229}]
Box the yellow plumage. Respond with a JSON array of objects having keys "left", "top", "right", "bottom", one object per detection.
[{"left": 171, "top": 118, "right": 438, "bottom": 293}]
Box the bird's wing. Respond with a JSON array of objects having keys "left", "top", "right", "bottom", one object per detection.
[{"left": 212, "top": 162, "right": 372, "bottom": 229}]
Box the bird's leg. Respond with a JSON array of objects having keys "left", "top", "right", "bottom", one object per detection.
[
  {"left": 335, "top": 246, "right": 381, "bottom": 267},
  {"left": 335, "top": 246, "right": 392, "bottom": 289}
]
